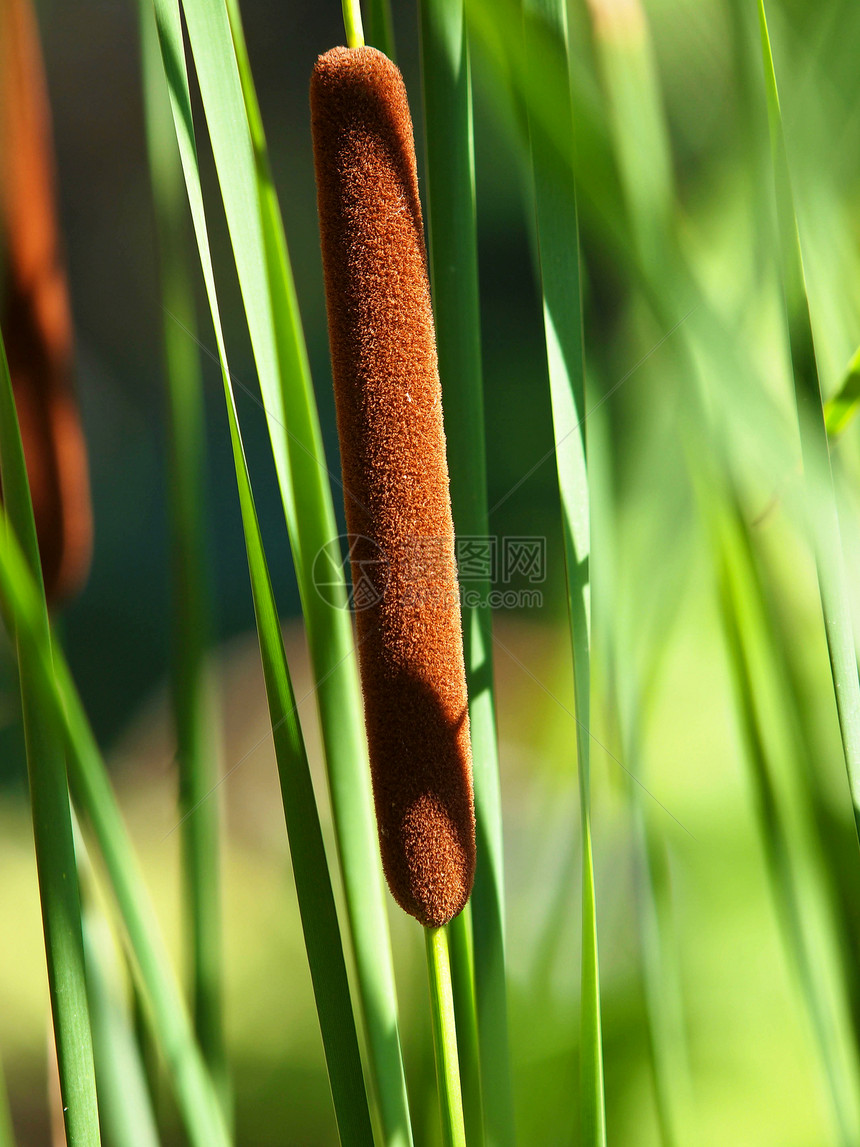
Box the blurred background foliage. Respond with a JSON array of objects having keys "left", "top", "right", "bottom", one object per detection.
[{"left": 3, "top": 0, "right": 860, "bottom": 1142}]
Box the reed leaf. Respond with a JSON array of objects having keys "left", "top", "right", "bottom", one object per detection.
[
  {"left": 139, "top": 1, "right": 226, "bottom": 1110},
  {"left": 0, "top": 323, "right": 100, "bottom": 1147},
  {"left": 419, "top": 0, "right": 510, "bottom": 1140},
  {"left": 0, "top": 520, "right": 229, "bottom": 1147},
  {"left": 824, "top": 345, "right": 860, "bottom": 438},
  {"left": 173, "top": 2, "right": 413, "bottom": 1137},
  {"left": 77, "top": 830, "right": 162, "bottom": 1147},
  {"left": 149, "top": 2, "right": 375, "bottom": 1137},
  {"left": 757, "top": 0, "right": 860, "bottom": 843},
  {"left": 523, "top": 1, "right": 605, "bottom": 1142},
  {"left": 363, "top": 0, "right": 396, "bottom": 59}
]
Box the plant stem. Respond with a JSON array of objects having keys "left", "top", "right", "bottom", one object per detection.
[
  {"left": 523, "top": 0, "right": 605, "bottom": 1142},
  {"left": 426, "top": 926, "right": 467, "bottom": 1147},
  {"left": 341, "top": 0, "right": 365, "bottom": 48},
  {"left": 419, "top": 1, "right": 510, "bottom": 1138},
  {"left": 139, "top": 1, "right": 227, "bottom": 1114},
  {"left": 448, "top": 907, "right": 485, "bottom": 1146},
  {"left": 0, "top": 326, "right": 100, "bottom": 1147}
]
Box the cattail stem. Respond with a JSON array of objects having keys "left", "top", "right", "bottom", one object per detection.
[
  {"left": 426, "top": 925, "right": 467, "bottom": 1147},
  {"left": 341, "top": 0, "right": 365, "bottom": 49}
]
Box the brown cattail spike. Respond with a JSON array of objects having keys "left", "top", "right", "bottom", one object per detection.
[
  {"left": 0, "top": 0, "right": 93, "bottom": 604},
  {"left": 311, "top": 46, "right": 475, "bottom": 928}
]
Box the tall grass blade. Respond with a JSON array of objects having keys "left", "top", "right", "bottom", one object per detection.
[
  {"left": 590, "top": 408, "right": 690, "bottom": 1147},
  {"left": 713, "top": 492, "right": 858, "bottom": 1145},
  {"left": 0, "top": 327, "right": 100, "bottom": 1146},
  {"left": 419, "top": 0, "right": 508, "bottom": 1141},
  {"left": 0, "top": 516, "right": 230, "bottom": 1147},
  {"left": 824, "top": 345, "right": 860, "bottom": 438},
  {"left": 77, "top": 830, "right": 162, "bottom": 1147},
  {"left": 523, "top": 1, "right": 605, "bottom": 1142},
  {"left": 631, "top": 805, "right": 689, "bottom": 1147},
  {"left": 139, "top": 2, "right": 226, "bottom": 1112},
  {"left": 363, "top": 0, "right": 396, "bottom": 60},
  {"left": 148, "top": 4, "right": 375, "bottom": 1136},
  {"left": 586, "top": 0, "right": 672, "bottom": 272},
  {"left": 175, "top": 3, "right": 413, "bottom": 1138},
  {"left": 757, "top": 0, "right": 860, "bottom": 842}
]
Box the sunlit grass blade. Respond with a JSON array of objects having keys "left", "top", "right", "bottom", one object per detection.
[
  {"left": 631, "top": 804, "right": 690, "bottom": 1147},
  {"left": 523, "top": 1, "right": 605, "bottom": 1143},
  {"left": 419, "top": 0, "right": 508, "bottom": 1141},
  {"left": 0, "top": 326, "right": 100, "bottom": 1146},
  {"left": 148, "top": 4, "right": 375, "bottom": 1137},
  {"left": 758, "top": 0, "right": 860, "bottom": 842},
  {"left": 139, "top": 2, "right": 226, "bottom": 1113},
  {"left": 590, "top": 408, "right": 691, "bottom": 1147},
  {"left": 585, "top": 0, "right": 672, "bottom": 272},
  {"left": 824, "top": 345, "right": 860, "bottom": 437},
  {"left": 177, "top": 3, "right": 413, "bottom": 1138},
  {"left": 77, "top": 829, "right": 161, "bottom": 1147},
  {"left": 712, "top": 489, "right": 859, "bottom": 1144},
  {"left": 221, "top": 330, "right": 375, "bottom": 1146},
  {"left": 0, "top": 534, "right": 227, "bottom": 1144},
  {"left": 363, "top": 0, "right": 395, "bottom": 59}
]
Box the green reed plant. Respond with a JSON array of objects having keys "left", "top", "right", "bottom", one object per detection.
[
  {"left": 0, "top": 329, "right": 100, "bottom": 1147},
  {"left": 7, "top": 0, "right": 860, "bottom": 1143},
  {"left": 758, "top": 0, "right": 860, "bottom": 845},
  {"left": 523, "top": 1, "right": 604, "bottom": 1141},
  {"left": 156, "top": 0, "right": 413, "bottom": 1137},
  {"left": 139, "top": 1, "right": 227, "bottom": 1114},
  {"left": 420, "top": 0, "right": 510, "bottom": 1140}
]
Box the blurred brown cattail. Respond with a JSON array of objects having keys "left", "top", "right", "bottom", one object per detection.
[
  {"left": 311, "top": 46, "right": 475, "bottom": 928},
  {"left": 0, "top": 0, "right": 92, "bottom": 603}
]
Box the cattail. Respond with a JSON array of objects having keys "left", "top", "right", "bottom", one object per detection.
[
  {"left": 311, "top": 46, "right": 475, "bottom": 928},
  {"left": 0, "top": 0, "right": 92, "bottom": 603}
]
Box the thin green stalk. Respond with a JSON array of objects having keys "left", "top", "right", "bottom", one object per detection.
[
  {"left": 77, "top": 829, "right": 161, "bottom": 1147},
  {"left": 149, "top": 4, "right": 374, "bottom": 1136},
  {"left": 419, "top": 0, "right": 507, "bottom": 1141},
  {"left": 169, "top": 2, "right": 413, "bottom": 1140},
  {"left": 523, "top": 1, "right": 605, "bottom": 1143},
  {"left": 0, "top": 328, "right": 100, "bottom": 1147},
  {"left": 630, "top": 804, "right": 689, "bottom": 1147},
  {"left": 447, "top": 908, "right": 484, "bottom": 1147},
  {"left": 425, "top": 926, "right": 467, "bottom": 1147},
  {"left": 758, "top": 0, "right": 860, "bottom": 844},
  {"left": 341, "top": 0, "right": 364, "bottom": 48},
  {"left": 363, "top": 0, "right": 396, "bottom": 59},
  {"left": 139, "top": 3, "right": 226, "bottom": 1113}
]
